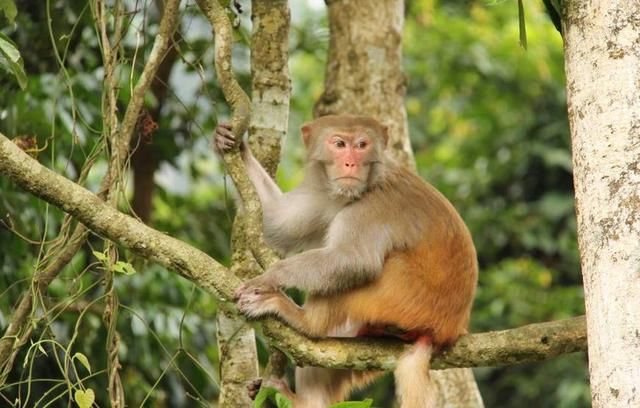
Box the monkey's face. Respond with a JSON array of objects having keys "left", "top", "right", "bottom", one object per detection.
[
  {"left": 301, "top": 115, "right": 389, "bottom": 200},
  {"left": 322, "top": 131, "right": 375, "bottom": 199}
]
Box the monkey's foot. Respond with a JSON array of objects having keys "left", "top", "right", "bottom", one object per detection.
[
  {"left": 247, "top": 378, "right": 262, "bottom": 400},
  {"left": 236, "top": 289, "right": 281, "bottom": 318}
]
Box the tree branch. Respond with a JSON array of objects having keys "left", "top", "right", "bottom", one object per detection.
[
  {"left": 0, "top": 133, "right": 587, "bottom": 370},
  {"left": 195, "top": 0, "right": 279, "bottom": 269}
]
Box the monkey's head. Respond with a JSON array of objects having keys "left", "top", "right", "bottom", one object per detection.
[{"left": 301, "top": 115, "right": 389, "bottom": 200}]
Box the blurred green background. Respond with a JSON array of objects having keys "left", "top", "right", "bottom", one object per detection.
[{"left": 0, "top": 0, "right": 588, "bottom": 406}]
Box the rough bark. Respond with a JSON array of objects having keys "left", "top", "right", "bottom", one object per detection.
[
  {"left": 216, "top": 303, "right": 259, "bottom": 407},
  {"left": 196, "top": 0, "right": 279, "bottom": 270},
  {"left": 0, "top": 133, "right": 588, "bottom": 371},
  {"left": 248, "top": 0, "right": 291, "bottom": 175},
  {"left": 563, "top": 1, "right": 640, "bottom": 406},
  {"left": 216, "top": 1, "right": 293, "bottom": 404},
  {"left": 315, "top": 0, "right": 414, "bottom": 168},
  {"left": 315, "top": 0, "right": 481, "bottom": 405}
]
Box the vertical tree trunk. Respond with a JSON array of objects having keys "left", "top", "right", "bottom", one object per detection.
[
  {"left": 216, "top": 1, "right": 291, "bottom": 406},
  {"left": 315, "top": 0, "right": 414, "bottom": 168},
  {"left": 563, "top": 2, "right": 640, "bottom": 406},
  {"left": 316, "top": 1, "right": 483, "bottom": 406}
]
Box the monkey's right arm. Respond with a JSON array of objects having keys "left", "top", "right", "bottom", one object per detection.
[
  {"left": 215, "top": 123, "right": 282, "bottom": 204},
  {"left": 215, "top": 123, "right": 327, "bottom": 253}
]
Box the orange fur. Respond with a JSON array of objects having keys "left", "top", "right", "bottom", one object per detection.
[
  {"left": 226, "top": 116, "right": 478, "bottom": 406},
  {"left": 304, "top": 166, "right": 477, "bottom": 348}
]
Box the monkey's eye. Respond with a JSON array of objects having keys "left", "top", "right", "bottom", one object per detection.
[
  {"left": 355, "top": 140, "right": 368, "bottom": 149},
  {"left": 334, "top": 140, "right": 346, "bottom": 148}
]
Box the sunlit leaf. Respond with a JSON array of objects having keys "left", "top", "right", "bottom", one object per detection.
[
  {"left": 74, "top": 389, "right": 95, "bottom": 408},
  {"left": 0, "top": 0, "right": 17, "bottom": 24},
  {"left": 113, "top": 261, "right": 136, "bottom": 275},
  {"left": 254, "top": 387, "right": 292, "bottom": 408},
  {"left": 92, "top": 251, "right": 108, "bottom": 262},
  {"left": 0, "top": 32, "right": 26, "bottom": 89},
  {"left": 73, "top": 352, "right": 92, "bottom": 373},
  {"left": 275, "top": 393, "right": 293, "bottom": 408}
]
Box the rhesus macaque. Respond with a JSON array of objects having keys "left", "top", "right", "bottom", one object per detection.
[{"left": 214, "top": 115, "right": 477, "bottom": 408}]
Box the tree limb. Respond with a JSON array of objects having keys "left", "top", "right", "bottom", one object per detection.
[
  {"left": 0, "top": 133, "right": 587, "bottom": 370},
  {"left": 195, "top": 0, "right": 279, "bottom": 269}
]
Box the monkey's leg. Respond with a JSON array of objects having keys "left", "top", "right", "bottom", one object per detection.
[{"left": 292, "top": 367, "right": 382, "bottom": 408}]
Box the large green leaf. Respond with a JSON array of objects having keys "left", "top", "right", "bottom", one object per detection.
[
  {"left": 0, "top": 32, "right": 26, "bottom": 89},
  {"left": 0, "top": 0, "right": 16, "bottom": 24}
]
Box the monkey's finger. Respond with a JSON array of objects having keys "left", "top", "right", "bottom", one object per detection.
[
  {"left": 217, "top": 134, "right": 236, "bottom": 146},
  {"left": 233, "top": 285, "right": 247, "bottom": 300},
  {"left": 219, "top": 139, "right": 236, "bottom": 149},
  {"left": 215, "top": 137, "right": 237, "bottom": 152},
  {"left": 216, "top": 126, "right": 235, "bottom": 139}
]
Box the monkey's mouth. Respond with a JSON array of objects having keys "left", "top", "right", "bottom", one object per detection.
[{"left": 334, "top": 176, "right": 362, "bottom": 183}]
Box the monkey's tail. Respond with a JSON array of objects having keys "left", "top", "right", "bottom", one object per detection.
[{"left": 394, "top": 335, "right": 437, "bottom": 408}]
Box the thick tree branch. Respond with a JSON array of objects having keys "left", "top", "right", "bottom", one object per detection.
[
  {"left": 195, "top": 0, "right": 279, "bottom": 269},
  {"left": 0, "top": 134, "right": 587, "bottom": 370},
  {"left": 0, "top": 134, "right": 238, "bottom": 300}
]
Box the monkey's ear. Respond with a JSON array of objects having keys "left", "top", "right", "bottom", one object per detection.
[
  {"left": 380, "top": 125, "right": 390, "bottom": 147},
  {"left": 301, "top": 123, "right": 313, "bottom": 148}
]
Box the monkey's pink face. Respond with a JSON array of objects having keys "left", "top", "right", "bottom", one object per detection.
[{"left": 325, "top": 133, "right": 373, "bottom": 187}]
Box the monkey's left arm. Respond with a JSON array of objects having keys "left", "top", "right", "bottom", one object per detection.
[{"left": 235, "top": 207, "right": 398, "bottom": 297}]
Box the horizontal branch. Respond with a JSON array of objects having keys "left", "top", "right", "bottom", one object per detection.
[
  {"left": 263, "top": 315, "right": 587, "bottom": 370},
  {"left": 0, "top": 133, "right": 587, "bottom": 370}
]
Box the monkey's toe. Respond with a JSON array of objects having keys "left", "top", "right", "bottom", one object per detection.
[{"left": 247, "top": 378, "right": 262, "bottom": 400}]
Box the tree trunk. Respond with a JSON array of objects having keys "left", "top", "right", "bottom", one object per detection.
[
  {"left": 563, "top": 1, "right": 640, "bottom": 406},
  {"left": 216, "top": 1, "right": 292, "bottom": 406},
  {"left": 316, "top": 1, "right": 483, "bottom": 406},
  {"left": 315, "top": 0, "right": 414, "bottom": 168}
]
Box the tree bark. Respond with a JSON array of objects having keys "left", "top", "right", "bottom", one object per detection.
[
  {"left": 216, "top": 1, "right": 292, "bottom": 405},
  {"left": 315, "top": 0, "right": 483, "bottom": 406},
  {"left": 315, "top": 0, "right": 414, "bottom": 168},
  {"left": 563, "top": 1, "right": 640, "bottom": 406}
]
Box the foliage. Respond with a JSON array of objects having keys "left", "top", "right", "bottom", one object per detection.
[{"left": 0, "top": 0, "right": 588, "bottom": 407}]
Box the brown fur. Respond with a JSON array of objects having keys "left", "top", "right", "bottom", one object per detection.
[{"left": 216, "top": 115, "right": 477, "bottom": 407}]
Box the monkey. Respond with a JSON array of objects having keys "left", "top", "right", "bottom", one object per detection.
[{"left": 214, "top": 115, "right": 478, "bottom": 408}]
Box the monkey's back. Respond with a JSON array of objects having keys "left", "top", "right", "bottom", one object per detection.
[{"left": 310, "top": 165, "right": 478, "bottom": 346}]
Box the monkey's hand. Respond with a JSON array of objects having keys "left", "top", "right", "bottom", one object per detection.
[
  {"left": 234, "top": 275, "right": 282, "bottom": 318},
  {"left": 213, "top": 122, "right": 245, "bottom": 153}
]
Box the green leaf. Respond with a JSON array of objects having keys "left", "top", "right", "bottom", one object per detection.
[
  {"left": 275, "top": 393, "right": 293, "bottom": 408},
  {"left": 113, "top": 261, "right": 136, "bottom": 275},
  {"left": 0, "top": 0, "right": 17, "bottom": 24},
  {"left": 0, "top": 32, "right": 26, "bottom": 89},
  {"left": 517, "top": 0, "right": 527, "bottom": 50},
  {"left": 253, "top": 387, "right": 293, "bottom": 408},
  {"left": 73, "top": 352, "right": 92, "bottom": 373},
  {"left": 253, "top": 387, "right": 278, "bottom": 408},
  {"left": 37, "top": 343, "right": 48, "bottom": 356},
  {"left": 92, "top": 251, "right": 108, "bottom": 262},
  {"left": 330, "top": 399, "right": 374, "bottom": 408},
  {"left": 74, "top": 389, "right": 95, "bottom": 408}
]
